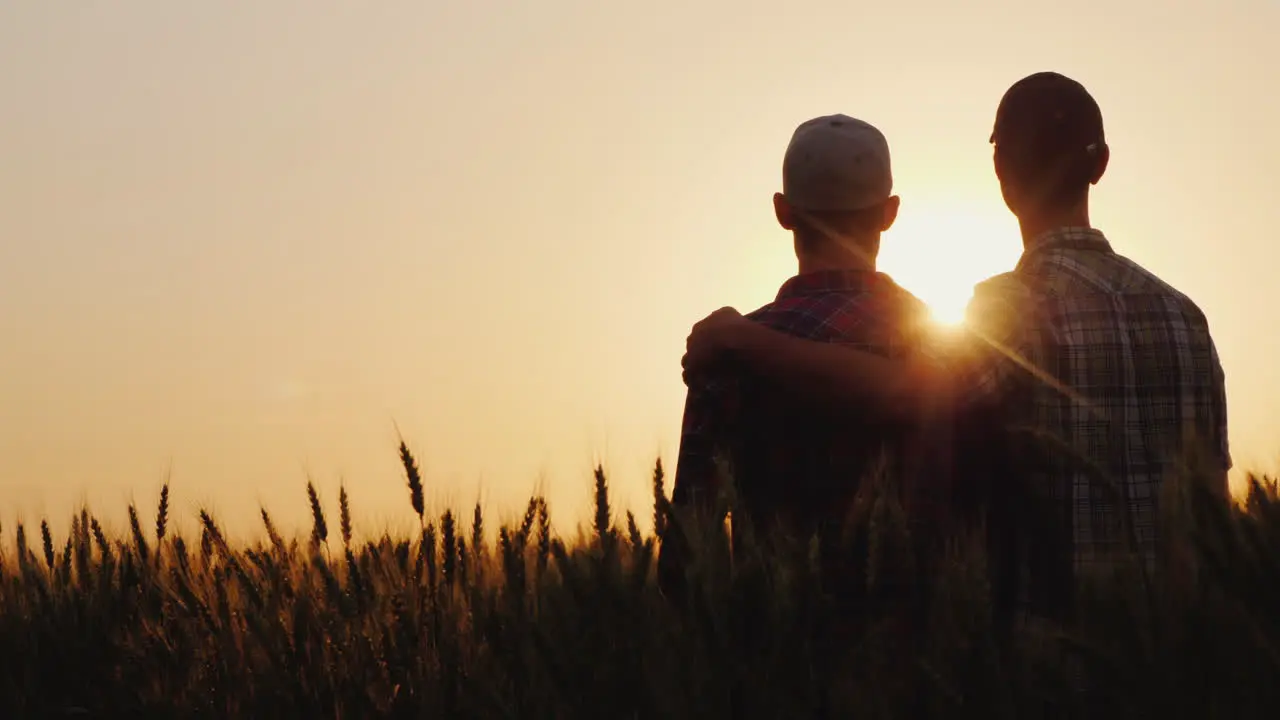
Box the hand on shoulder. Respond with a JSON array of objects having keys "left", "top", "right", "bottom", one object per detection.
[{"left": 682, "top": 307, "right": 748, "bottom": 385}]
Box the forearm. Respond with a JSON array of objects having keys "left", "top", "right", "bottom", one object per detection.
[{"left": 729, "top": 321, "right": 944, "bottom": 420}]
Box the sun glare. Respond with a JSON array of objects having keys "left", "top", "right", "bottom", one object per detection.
[
  {"left": 877, "top": 201, "right": 1020, "bottom": 328},
  {"left": 926, "top": 298, "right": 969, "bottom": 327}
]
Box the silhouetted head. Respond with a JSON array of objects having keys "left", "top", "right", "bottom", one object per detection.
[
  {"left": 990, "top": 72, "right": 1110, "bottom": 219},
  {"left": 774, "top": 114, "right": 900, "bottom": 267}
]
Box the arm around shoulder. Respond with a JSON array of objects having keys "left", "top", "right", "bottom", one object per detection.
[{"left": 726, "top": 317, "right": 950, "bottom": 422}]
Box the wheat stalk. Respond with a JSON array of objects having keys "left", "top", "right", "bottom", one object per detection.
[
  {"left": 306, "top": 480, "right": 328, "bottom": 549},
  {"left": 339, "top": 484, "right": 353, "bottom": 548}
]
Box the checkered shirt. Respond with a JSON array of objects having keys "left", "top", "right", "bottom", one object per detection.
[
  {"left": 673, "top": 269, "right": 931, "bottom": 531},
  {"left": 940, "top": 227, "right": 1231, "bottom": 574}
]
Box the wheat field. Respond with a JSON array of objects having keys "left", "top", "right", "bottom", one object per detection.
[{"left": 1, "top": 442, "right": 1277, "bottom": 718}]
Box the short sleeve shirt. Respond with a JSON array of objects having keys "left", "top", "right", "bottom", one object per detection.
[{"left": 930, "top": 227, "right": 1231, "bottom": 572}]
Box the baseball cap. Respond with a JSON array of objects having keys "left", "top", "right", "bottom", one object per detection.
[
  {"left": 782, "top": 114, "right": 892, "bottom": 213},
  {"left": 991, "top": 72, "right": 1105, "bottom": 158}
]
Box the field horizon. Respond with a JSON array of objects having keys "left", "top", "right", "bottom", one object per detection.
[{"left": 2, "top": 441, "right": 1279, "bottom": 717}]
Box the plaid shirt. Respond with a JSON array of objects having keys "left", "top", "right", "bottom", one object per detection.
[
  {"left": 673, "top": 269, "right": 931, "bottom": 534},
  {"left": 938, "top": 227, "right": 1231, "bottom": 578}
]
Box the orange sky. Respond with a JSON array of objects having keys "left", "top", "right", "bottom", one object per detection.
[{"left": 1, "top": 1, "right": 1277, "bottom": 540}]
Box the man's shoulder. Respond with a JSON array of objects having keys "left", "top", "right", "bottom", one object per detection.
[
  {"left": 973, "top": 271, "right": 1034, "bottom": 303},
  {"left": 877, "top": 272, "right": 933, "bottom": 315},
  {"left": 966, "top": 271, "right": 1036, "bottom": 326},
  {"left": 948, "top": 271, "right": 1045, "bottom": 358},
  {"left": 750, "top": 272, "right": 932, "bottom": 315},
  {"left": 1113, "top": 257, "right": 1212, "bottom": 327},
  {"left": 747, "top": 275, "right": 931, "bottom": 344},
  {"left": 743, "top": 302, "right": 778, "bottom": 322}
]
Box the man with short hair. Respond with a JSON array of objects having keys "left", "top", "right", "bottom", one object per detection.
[
  {"left": 661, "top": 114, "right": 932, "bottom": 600},
  {"left": 681, "top": 73, "right": 1232, "bottom": 617}
]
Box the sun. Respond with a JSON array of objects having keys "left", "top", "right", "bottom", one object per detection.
[
  {"left": 924, "top": 294, "right": 970, "bottom": 327},
  {"left": 876, "top": 199, "right": 1020, "bottom": 328}
]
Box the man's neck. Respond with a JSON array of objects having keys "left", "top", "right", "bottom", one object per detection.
[
  {"left": 796, "top": 239, "right": 877, "bottom": 275},
  {"left": 1018, "top": 203, "right": 1092, "bottom": 250},
  {"left": 797, "top": 254, "right": 876, "bottom": 275}
]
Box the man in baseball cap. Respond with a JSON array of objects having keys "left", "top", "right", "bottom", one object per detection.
[
  {"left": 778, "top": 113, "right": 897, "bottom": 247},
  {"left": 661, "top": 114, "right": 932, "bottom": 610}
]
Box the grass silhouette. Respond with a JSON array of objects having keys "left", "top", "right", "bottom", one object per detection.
[{"left": 0, "top": 445, "right": 1276, "bottom": 718}]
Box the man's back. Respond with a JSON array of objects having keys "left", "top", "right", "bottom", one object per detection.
[
  {"left": 673, "top": 269, "right": 930, "bottom": 536},
  {"left": 970, "top": 228, "right": 1231, "bottom": 575}
]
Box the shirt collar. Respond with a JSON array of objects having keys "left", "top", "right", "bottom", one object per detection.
[
  {"left": 775, "top": 269, "right": 884, "bottom": 301},
  {"left": 1016, "top": 226, "right": 1113, "bottom": 272}
]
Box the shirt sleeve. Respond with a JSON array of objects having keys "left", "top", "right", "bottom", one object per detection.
[
  {"left": 672, "top": 371, "right": 739, "bottom": 513},
  {"left": 1208, "top": 337, "right": 1232, "bottom": 472}
]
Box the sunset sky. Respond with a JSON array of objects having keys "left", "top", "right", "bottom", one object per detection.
[{"left": 2, "top": 1, "right": 1277, "bottom": 539}]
